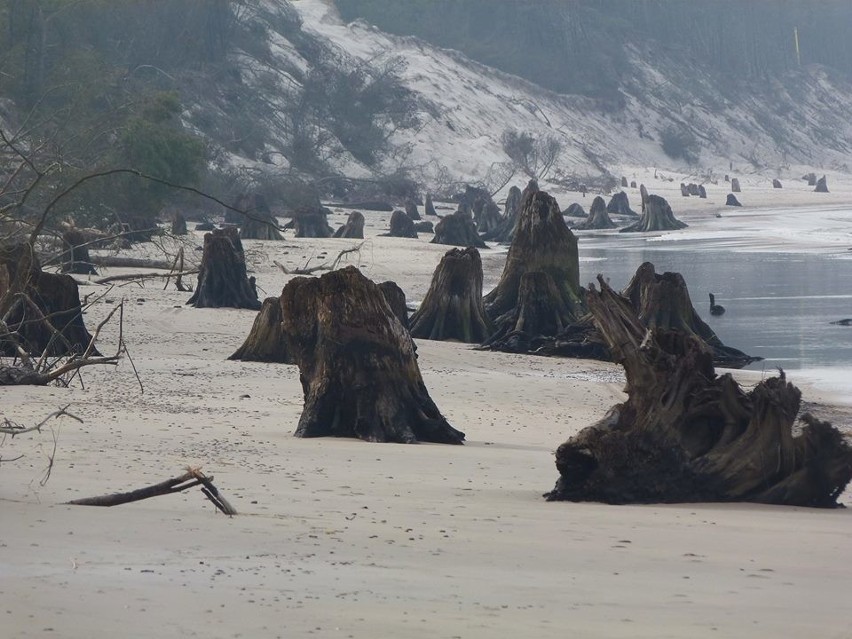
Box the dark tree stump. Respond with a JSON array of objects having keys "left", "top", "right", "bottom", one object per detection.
[
  {"left": 726, "top": 194, "right": 742, "bottom": 207},
  {"left": 292, "top": 206, "right": 333, "bottom": 238},
  {"left": 620, "top": 194, "right": 687, "bottom": 232},
  {"left": 333, "top": 211, "right": 365, "bottom": 239},
  {"left": 425, "top": 194, "right": 438, "bottom": 216},
  {"left": 731, "top": 177, "right": 741, "bottom": 192},
  {"left": 405, "top": 201, "right": 421, "bottom": 221},
  {"left": 384, "top": 209, "right": 418, "bottom": 238},
  {"left": 804, "top": 172, "right": 817, "bottom": 186},
  {"left": 1, "top": 244, "right": 97, "bottom": 356},
  {"left": 410, "top": 247, "right": 492, "bottom": 343},
  {"left": 481, "top": 183, "right": 526, "bottom": 243},
  {"left": 772, "top": 179, "right": 783, "bottom": 189},
  {"left": 815, "top": 176, "right": 829, "bottom": 193},
  {"left": 546, "top": 276, "right": 852, "bottom": 507},
  {"left": 60, "top": 230, "right": 97, "bottom": 275},
  {"left": 483, "top": 188, "right": 585, "bottom": 340},
  {"left": 377, "top": 280, "right": 410, "bottom": 330},
  {"left": 281, "top": 266, "right": 464, "bottom": 444},
  {"left": 639, "top": 184, "right": 649, "bottom": 211},
  {"left": 687, "top": 183, "right": 700, "bottom": 196},
  {"left": 680, "top": 183, "right": 690, "bottom": 197},
  {"left": 413, "top": 221, "right": 434, "bottom": 234},
  {"left": 229, "top": 297, "right": 293, "bottom": 363},
  {"left": 475, "top": 199, "right": 503, "bottom": 235},
  {"left": 239, "top": 196, "right": 283, "bottom": 241},
  {"left": 574, "top": 196, "right": 617, "bottom": 230},
  {"left": 431, "top": 209, "right": 486, "bottom": 248},
  {"left": 564, "top": 203, "right": 587, "bottom": 218},
  {"left": 698, "top": 185, "right": 707, "bottom": 198},
  {"left": 630, "top": 181, "right": 637, "bottom": 188},
  {"left": 195, "top": 221, "right": 215, "bottom": 231},
  {"left": 171, "top": 212, "right": 188, "bottom": 236},
  {"left": 621, "top": 176, "right": 628, "bottom": 187},
  {"left": 606, "top": 191, "right": 637, "bottom": 217},
  {"left": 724, "top": 174, "right": 730, "bottom": 182},
  {"left": 186, "top": 227, "right": 261, "bottom": 309}
]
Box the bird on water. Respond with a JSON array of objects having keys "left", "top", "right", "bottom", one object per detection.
[{"left": 709, "top": 293, "right": 726, "bottom": 316}]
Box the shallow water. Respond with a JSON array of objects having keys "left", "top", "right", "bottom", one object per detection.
[{"left": 577, "top": 232, "right": 852, "bottom": 376}]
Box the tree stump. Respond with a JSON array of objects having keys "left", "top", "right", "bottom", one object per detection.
[
  {"left": 545, "top": 275, "right": 852, "bottom": 507},
  {"left": 621, "top": 176, "right": 628, "bottom": 187},
  {"left": 475, "top": 199, "right": 503, "bottom": 235},
  {"left": 333, "top": 211, "right": 365, "bottom": 239},
  {"left": 281, "top": 266, "right": 464, "bottom": 444},
  {"left": 698, "top": 185, "right": 707, "bottom": 198},
  {"left": 726, "top": 194, "right": 742, "bottom": 207},
  {"left": 60, "top": 230, "right": 97, "bottom": 275},
  {"left": 564, "top": 203, "right": 587, "bottom": 218},
  {"left": 384, "top": 209, "right": 418, "bottom": 238},
  {"left": 431, "top": 209, "right": 486, "bottom": 248},
  {"left": 413, "top": 221, "right": 434, "bottom": 234},
  {"left": 425, "top": 194, "right": 438, "bottom": 216},
  {"left": 171, "top": 212, "right": 188, "bottom": 236},
  {"left": 292, "top": 206, "right": 333, "bottom": 238},
  {"left": 574, "top": 196, "right": 617, "bottom": 230},
  {"left": 680, "top": 183, "right": 690, "bottom": 197},
  {"left": 377, "top": 280, "right": 410, "bottom": 330},
  {"left": 186, "top": 227, "right": 261, "bottom": 309},
  {"left": 620, "top": 194, "right": 687, "bottom": 232},
  {"left": 731, "top": 177, "right": 741, "bottom": 192},
  {"left": 481, "top": 181, "right": 533, "bottom": 243},
  {"left": 410, "top": 247, "right": 492, "bottom": 343},
  {"left": 606, "top": 191, "right": 638, "bottom": 217},
  {"left": 1, "top": 244, "right": 97, "bottom": 356},
  {"left": 639, "top": 184, "right": 649, "bottom": 211},
  {"left": 239, "top": 196, "right": 283, "bottom": 240},
  {"left": 815, "top": 175, "right": 829, "bottom": 193},
  {"left": 228, "top": 297, "right": 293, "bottom": 363},
  {"left": 630, "top": 181, "right": 637, "bottom": 188},
  {"left": 803, "top": 172, "right": 817, "bottom": 186},
  {"left": 772, "top": 179, "right": 783, "bottom": 189},
  {"left": 483, "top": 188, "right": 585, "bottom": 341},
  {"left": 405, "top": 201, "right": 421, "bottom": 221}
]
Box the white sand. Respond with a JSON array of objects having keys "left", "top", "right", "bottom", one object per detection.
[{"left": 2, "top": 177, "right": 851, "bottom": 638}]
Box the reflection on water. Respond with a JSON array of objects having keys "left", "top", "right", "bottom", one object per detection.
[{"left": 577, "top": 235, "right": 852, "bottom": 373}]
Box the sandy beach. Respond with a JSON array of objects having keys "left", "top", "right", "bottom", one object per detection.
[{"left": 2, "top": 173, "right": 851, "bottom": 638}]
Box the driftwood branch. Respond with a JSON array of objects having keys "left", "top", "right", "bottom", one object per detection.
[
  {"left": 0, "top": 403, "right": 82, "bottom": 436},
  {"left": 273, "top": 242, "right": 364, "bottom": 275}
]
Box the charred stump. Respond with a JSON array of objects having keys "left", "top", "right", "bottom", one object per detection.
[
  {"left": 546, "top": 276, "right": 852, "bottom": 507},
  {"left": 292, "top": 206, "right": 333, "bottom": 238},
  {"left": 431, "top": 209, "right": 486, "bottom": 248},
  {"left": 229, "top": 297, "right": 293, "bottom": 363},
  {"left": 405, "top": 201, "right": 421, "bottom": 221},
  {"left": 384, "top": 209, "right": 418, "bottom": 238},
  {"left": 815, "top": 175, "right": 829, "bottom": 193},
  {"left": 606, "top": 191, "right": 638, "bottom": 217},
  {"left": 726, "top": 194, "right": 742, "bottom": 207},
  {"left": 281, "top": 266, "right": 464, "bottom": 444},
  {"left": 574, "top": 196, "right": 617, "bottom": 230},
  {"left": 410, "top": 247, "right": 492, "bottom": 343},
  {"left": 1, "top": 244, "right": 97, "bottom": 356},
  {"left": 186, "top": 227, "right": 261, "bottom": 309},
  {"left": 171, "top": 212, "right": 188, "bottom": 236},
  {"left": 483, "top": 189, "right": 585, "bottom": 346},
  {"left": 425, "top": 194, "right": 438, "bottom": 217},
  {"left": 333, "top": 211, "right": 365, "bottom": 239},
  {"left": 620, "top": 194, "right": 687, "bottom": 232},
  {"left": 60, "top": 230, "right": 97, "bottom": 275}
]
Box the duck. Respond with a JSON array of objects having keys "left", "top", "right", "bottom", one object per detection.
[{"left": 709, "top": 293, "right": 726, "bottom": 316}]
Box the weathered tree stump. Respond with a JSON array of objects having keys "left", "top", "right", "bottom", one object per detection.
[
  {"left": 564, "top": 203, "right": 587, "bottom": 218},
  {"left": 481, "top": 181, "right": 535, "bottom": 243},
  {"left": 546, "top": 275, "right": 852, "bottom": 507},
  {"left": 1, "top": 243, "right": 97, "bottom": 356},
  {"left": 239, "top": 196, "right": 283, "bottom": 240},
  {"left": 483, "top": 188, "right": 585, "bottom": 344},
  {"left": 431, "top": 209, "right": 486, "bottom": 248},
  {"left": 291, "top": 206, "right": 333, "bottom": 238},
  {"left": 772, "top": 179, "right": 783, "bottom": 189},
  {"left": 606, "top": 191, "right": 637, "bottom": 217},
  {"left": 803, "top": 172, "right": 817, "bottom": 186},
  {"left": 377, "top": 280, "right": 410, "bottom": 330},
  {"left": 621, "top": 176, "right": 628, "bottom": 187},
  {"left": 620, "top": 194, "right": 687, "bottom": 232},
  {"left": 228, "top": 297, "right": 293, "bottom": 363},
  {"left": 405, "top": 201, "right": 421, "bottom": 221},
  {"left": 385, "top": 209, "right": 418, "bottom": 238},
  {"left": 630, "top": 181, "right": 637, "bottom": 188},
  {"left": 195, "top": 221, "right": 215, "bottom": 231},
  {"left": 688, "top": 183, "right": 700, "bottom": 196},
  {"left": 815, "top": 175, "right": 829, "bottom": 193},
  {"left": 680, "top": 183, "right": 691, "bottom": 197},
  {"left": 639, "top": 184, "right": 649, "bottom": 211},
  {"left": 574, "top": 196, "right": 617, "bottom": 230},
  {"left": 186, "top": 227, "right": 261, "bottom": 309},
  {"left": 475, "top": 198, "right": 503, "bottom": 235},
  {"left": 333, "top": 211, "right": 365, "bottom": 239},
  {"left": 171, "top": 212, "right": 188, "bottom": 236},
  {"left": 731, "top": 177, "right": 741, "bottom": 192},
  {"left": 410, "top": 247, "right": 492, "bottom": 343},
  {"left": 281, "top": 266, "right": 464, "bottom": 444},
  {"left": 60, "top": 230, "right": 97, "bottom": 275},
  {"left": 698, "top": 185, "right": 707, "bottom": 198},
  {"left": 425, "top": 194, "right": 438, "bottom": 217},
  {"left": 726, "top": 194, "right": 742, "bottom": 207}
]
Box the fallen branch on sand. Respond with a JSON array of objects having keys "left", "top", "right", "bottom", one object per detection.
[
  {"left": 274, "top": 242, "right": 364, "bottom": 275},
  {"left": 67, "top": 467, "right": 237, "bottom": 515},
  {"left": 95, "top": 269, "right": 199, "bottom": 285}
]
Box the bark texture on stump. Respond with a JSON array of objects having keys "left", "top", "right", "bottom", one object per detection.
[
  {"left": 229, "top": 297, "right": 293, "bottom": 363},
  {"left": 187, "top": 227, "right": 261, "bottom": 309},
  {"left": 60, "top": 230, "right": 97, "bottom": 274},
  {"left": 431, "top": 209, "right": 486, "bottom": 248},
  {"left": 425, "top": 194, "right": 438, "bottom": 217},
  {"left": 483, "top": 188, "right": 585, "bottom": 343},
  {"left": 292, "top": 207, "right": 333, "bottom": 238},
  {"left": 384, "top": 209, "right": 418, "bottom": 238},
  {"left": 575, "top": 196, "right": 617, "bottom": 230},
  {"left": 815, "top": 176, "right": 829, "bottom": 193},
  {"left": 1, "top": 244, "right": 96, "bottom": 356},
  {"left": 333, "top": 211, "right": 365, "bottom": 239},
  {"left": 620, "top": 194, "right": 687, "bottom": 232},
  {"left": 171, "top": 212, "right": 188, "bottom": 236},
  {"left": 281, "top": 266, "right": 464, "bottom": 444},
  {"left": 410, "top": 247, "right": 492, "bottom": 343},
  {"left": 546, "top": 276, "right": 852, "bottom": 507}
]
